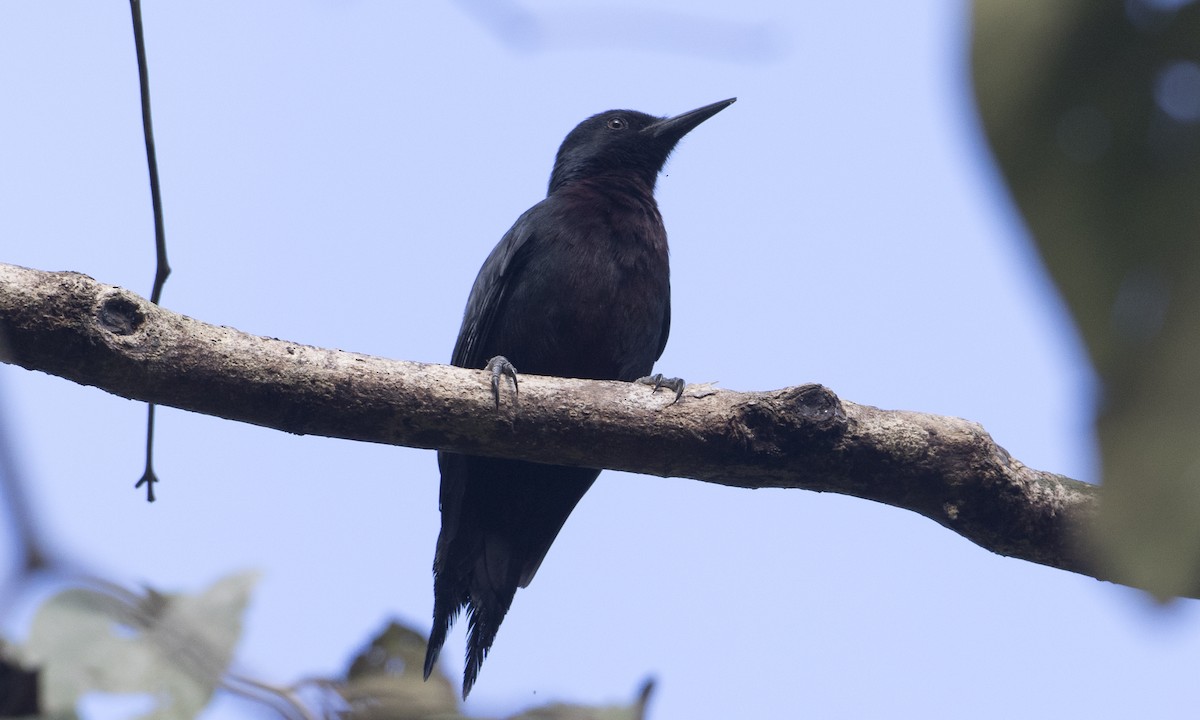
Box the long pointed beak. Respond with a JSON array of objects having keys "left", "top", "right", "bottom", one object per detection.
[{"left": 643, "top": 97, "right": 737, "bottom": 141}]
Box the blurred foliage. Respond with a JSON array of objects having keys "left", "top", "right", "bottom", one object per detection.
[
  {"left": 3, "top": 581, "right": 652, "bottom": 719},
  {"left": 336, "top": 620, "right": 655, "bottom": 720},
  {"left": 14, "top": 572, "right": 257, "bottom": 719},
  {"left": 335, "top": 621, "right": 459, "bottom": 719},
  {"left": 973, "top": 0, "right": 1200, "bottom": 597}
]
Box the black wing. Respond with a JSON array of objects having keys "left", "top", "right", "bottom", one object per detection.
[
  {"left": 449, "top": 206, "right": 542, "bottom": 370},
  {"left": 655, "top": 292, "right": 671, "bottom": 363}
]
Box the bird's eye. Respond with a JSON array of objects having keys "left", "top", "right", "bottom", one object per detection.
[{"left": 606, "top": 116, "right": 628, "bottom": 130}]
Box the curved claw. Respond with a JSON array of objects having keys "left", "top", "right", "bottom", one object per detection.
[
  {"left": 485, "top": 355, "right": 519, "bottom": 409},
  {"left": 636, "top": 373, "right": 685, "bottom": 403}
]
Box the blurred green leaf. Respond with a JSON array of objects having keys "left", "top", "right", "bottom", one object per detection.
[
  {"left": 339, "top": 621, "right": 459, "bottom": 720},
  {"left": 338, "top": 620, "right": 655, "bottom": 720},
  {"left": 504, "top": 679, "right": 654, "bottom": 720},
  {"left": 19, "top": 571, "right": 258, "bottom": 719},
  {"left": 972, "top": 1, "right": 1200, "bottom": 596}
]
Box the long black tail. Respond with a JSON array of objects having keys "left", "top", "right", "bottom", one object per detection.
[
  {"left": 424, "top": 555, "right": 520, "bottom": 698},
  {"left": 425, "top": 452, "right": 598, "bottom": 697}
]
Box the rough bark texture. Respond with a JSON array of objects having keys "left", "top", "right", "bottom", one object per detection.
[{"left": 0, "top": 262, "right": 1126, "bottom": 592}]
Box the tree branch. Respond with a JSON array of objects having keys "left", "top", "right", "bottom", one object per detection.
[{"left": 0, "top": 262, "right": 1129, "bottom": 593}]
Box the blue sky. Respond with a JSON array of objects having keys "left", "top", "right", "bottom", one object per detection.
[{"left": 3, "top": 1, "right": 1198, "bottom": 718}]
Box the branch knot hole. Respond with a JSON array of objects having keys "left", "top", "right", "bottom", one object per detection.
[
  {"left": 96, "top": 292, "right": 146, "bottom": 336},
  {"left": 784, "top": 384, "right": 847, "bottom": 429},
  {"left": 728, "top": 384, "right": 849, "bottom": 457}
]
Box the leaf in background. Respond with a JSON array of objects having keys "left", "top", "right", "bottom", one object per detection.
[
  {"left": 972, "top": 0, "right": 1200, "bottom": 598},
  {"left": 337, "top": 620, "right": 655, "bottom": 720},
  {"left": 503, "top": 678, "right": 655, "bottom": 720},
  {"left": 339, "top": 621, "right": 460, "bottom": 720},
  {"left": 19, "top": 571, "right": 258, "bottom": 719}
]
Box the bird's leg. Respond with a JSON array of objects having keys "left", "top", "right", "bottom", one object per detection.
[
  {"left": 636, "top": 373, "right": 685, "bottom": 403},
  {"left": 485, "top": 355, "right": 519, "bottom": 409}
]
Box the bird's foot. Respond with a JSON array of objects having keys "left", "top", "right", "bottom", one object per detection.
[
  {"left": 485, "top": 355, "right": 518, "bottom": 409},
  {"left": 636, "top": 373, "right": 685, "bottom": 403}
]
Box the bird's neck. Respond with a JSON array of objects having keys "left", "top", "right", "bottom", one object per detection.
[
  {"left": 549, "top": 169, "right": 662, "bottom": 202},
  {"left": 547, "top": 168, "right": 658, "bottom": 198}
]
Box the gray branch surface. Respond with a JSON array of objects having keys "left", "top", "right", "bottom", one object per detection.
[{"left": 0, "top": 262, "right": 1119, "bottom": 590}]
